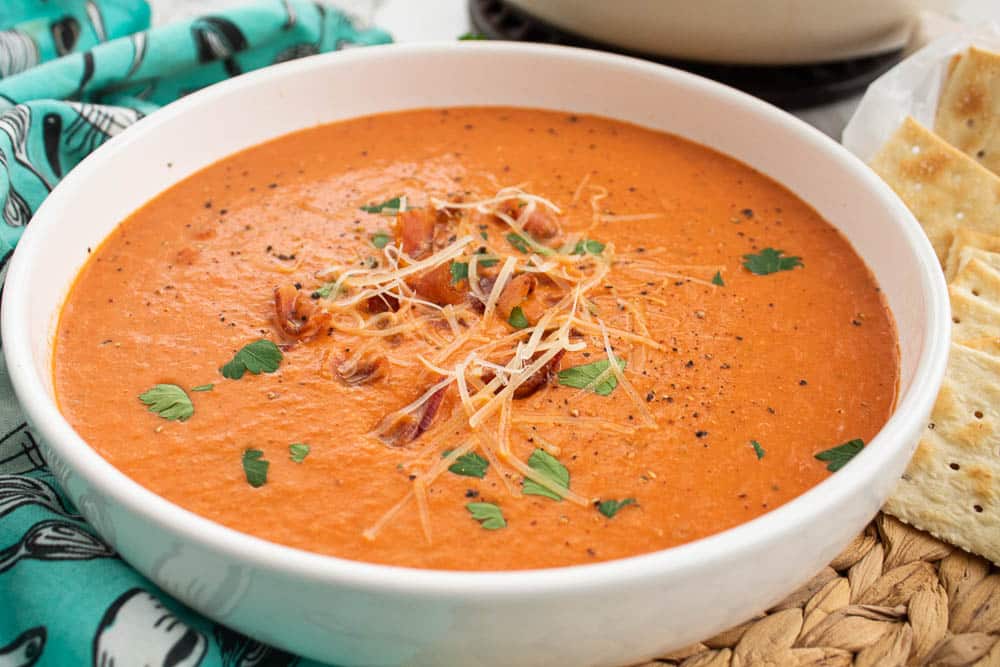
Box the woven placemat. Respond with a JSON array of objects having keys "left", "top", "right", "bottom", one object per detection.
[{"left": 633, "top": 513, "right": 1000, "bottom": 667}]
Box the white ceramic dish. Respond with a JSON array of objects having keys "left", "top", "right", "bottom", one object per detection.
[
  {"left": 506, "top": 0, "right": 956, "bottom": 65},
  {"left": 2, "top": 43, "right": 950, "bottom": 667}
]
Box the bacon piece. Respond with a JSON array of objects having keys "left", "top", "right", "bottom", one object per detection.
[
  {"left": 336, "top": 351, "right": 387, "bottom": 386},
  {"left": 482, "top": 350, "right": 564, "bottom": 400},
  {"left": 273, "top": 284, "right": 331, "bottom": 342},
  {"left": 395, "top": 209, "right": 437, "bottom": 259},
  {"left": 496, "top": 273, "right": 536, "bottom": 320},
  {"left": 499, "top": 200, "right": 561, "bottom": 240},
  {"left": 376, "top": 386, "right": 447, "bottom": 446},
  {"left": 365, "top": 293, "right": 399, "bottom": 314},
  {"left": 412, "top": 264, "right": 467, "bottom": 306}
]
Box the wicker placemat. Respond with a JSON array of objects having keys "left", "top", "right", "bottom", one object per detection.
[{"left": 633, "top": 513, "right": 1000, "bottom": 667}]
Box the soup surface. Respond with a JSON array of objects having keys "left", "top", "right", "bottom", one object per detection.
[{"left": 55, "top": 108, "right": 898, "bottom": 570}]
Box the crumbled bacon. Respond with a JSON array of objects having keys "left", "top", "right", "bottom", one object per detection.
[
  {"left": 273, "top": 284, "right": 332, "bottom": 341},
  {"left": 496, "top": 273, "right": 536, "bottom": 320},
  {"left": 376, "top": 387, "right": 447, "bottom": 446},
  {"left": 336, "top": 351, "right": 387, "bottom": 386},
  {"left": 499, "top": 200, "right": 561, "bottom": 240},
  {"left": 365, "top": 293, "right": 399, "bottom": 314},
  {"left": 482, "top": 350, "right": 564, "bottom": 399},
  {"left": 412, "top": 264, "right": 467, "bottom": 306}
]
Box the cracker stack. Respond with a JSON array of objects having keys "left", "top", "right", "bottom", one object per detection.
[{"left": 869, "top": 46, "right": 1000, "bottom": 567}]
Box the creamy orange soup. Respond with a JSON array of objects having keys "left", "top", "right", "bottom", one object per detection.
[{"left": 54, "top": 108, "right": 898, "bottom": 570}]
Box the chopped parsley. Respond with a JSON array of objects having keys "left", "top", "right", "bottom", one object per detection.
[
  {"left": 557, "top": 358, "right": 626, "bottom": 396},
  {"left": 459, "top": 32, "right": 488, "bottom": 41},
  {"left": 815, "top": 439, "right": 865, "bottom": 472},
  {"left": 508, "top": 306, "right": 529, "bottom": 329},
  {"left": 450, "top": 261, "right": 468, "bottom": 284},
  {"left": 371, "top": 231, "right": 392, "bottom": 249},
  {"left": 191, "top": 384, "right": 214, "bottom": 392},
  {"left": 506, "top": 231, "right": 554, "bottom": 256},
  {"left": 138, "top": 384, "right": 193, "bottom": 421},
  {"left": 571, "top": 239, "right": 605, "bottom": 255},
  {"left": 522, "top": 449, "right": 570, "bottom": 501},
  {"left": 289, "top": 443, "right": 310, "bottom": 463},
  {"left": 242, "top": 449, "right": 269, "bottom": 487},
  {"left": 466, "top": 502, "right": 506, "bottom": 529},
  {"left": 712, "top": 271, "right": 725, "bottom": 286},
  {"left": 597, "top": 498, "right": 636, "bottom": 518},
  {"left": 750, "top": 439, "right": 766, "bottom": 459},
  {"left": 220, "top": 339, "right": 283, "bottom": 380},
  {"left": 312, "top": 281, "right": 341, "bottom": 299},
  {"left": 360, "top": 195, "right": 405, "bottom": 214},
  {"left": 442, "top": 450, "right": 489, "bottom": 478},
  {"left": 742, "top": 248, "right": 803, "bottom": 275}
]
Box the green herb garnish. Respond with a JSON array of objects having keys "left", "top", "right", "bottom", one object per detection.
[
  {"left": 371, "top": 231, "right": 392, "bottom": 249},
  {"left": 138, "top": 384, "right": 194, "bottom": 421},
  {"left": 242, "top": 449, "right": 269, "bottom": 487},
  {"left": 220, "top": 339, "right": 283, "bottom": 380},
  {"left": 742, "top": 248, "right": 803, "bottom": 275},
  {"left": 522, "top": 449, "right": 570, "bottom": 501},
  {"left": 712, "top": 271, "right": 725, "bottom": 286},
  {"left": 191, "top": 384, "right": 214, "bottom": 392},
  {"left": 557, "top": 358, "right": 626, "bottom": 396},
  {"left": 312, "top": 281, "right": 340, "bottom": 299},
  {"left": 289, "top": 443, "right": 310, "bottom": 463},
  {"left": 815, "top": 439, "right": 865, "bottom": 472},
  {"left": 459, "top": 32, "right": 488, "bottom": 41},
  {"left": 750, "top": 440, "right": 766, "bottom": 459},
  {"left": 597, "top": 498, "right": 636, "bottom": 518},
  {"left": 466, "top": 502, "right": 506, "bottom": 529},
  {"left": 508, "top": 306, "right": 529, "bottom": 329},
  {"left": 450, "top": 261, "right": 468, "bottom": 284},
  {"left": 360, "top": 196, "right": 404, "bottom": 214},
  {"left": 443, "top": 451, "right": 489, "bottom": 478},
  {"left": 571, "top": 239, "right": 605, "bottom": 255},
  {"left": 506, "top": 231, "right": 554, "bottom": 256}
]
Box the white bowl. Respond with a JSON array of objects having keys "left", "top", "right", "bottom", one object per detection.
[{"left": 2, "top": 43, "right": 950, "bottom": 667}]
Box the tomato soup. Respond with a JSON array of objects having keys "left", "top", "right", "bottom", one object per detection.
[{"left": 54, "top": 108, "right": 899, "bottom": 570}]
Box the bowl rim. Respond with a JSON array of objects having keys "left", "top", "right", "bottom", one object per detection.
[{"left": 1, "top": 41, "right": 951, "bottom": 596}]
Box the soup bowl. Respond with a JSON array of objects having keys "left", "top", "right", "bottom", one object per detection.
[{"left": 2, "top": 43, "right": 950, "bottom": 666}]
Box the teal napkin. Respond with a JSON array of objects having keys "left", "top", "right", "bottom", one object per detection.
[{"left": 0, "top": 2, "right": 390, "bottom": 665}]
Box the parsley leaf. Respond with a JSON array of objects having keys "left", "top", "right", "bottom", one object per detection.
[
  {"left": 508, "top": 306, "right": 529, "bottom": 329},
  {"left": 443, "top": 451, "right": 489, "bottom": 478},
  {"left": 571, "top": 239, "right": 605, "bottom": 255},
  {"left": 459, "top": 32, "right": 488, "bottom": 41},
  {"left": 466, "top": 502, "right": 506, "bottom": 529},
  {"left": 522, "top": 449, "right": 570, "bottom": 500},
  {"left": 221, "top": 340, "right": 283, "bottom": 380},
  {"left": 138, "top": 384, "right": 194, "bottom": 421},
  {"left": 450, "top": 261, "right": 468, "bottom": 284},
  {"left": 506, "top": 231, "right": 554, "bottom": 256},
  {"left": 742, "top": 248, "right": 803, "bottom": 275},
  {"left": 242, "top": 449, "right": 269, "bottom": 487},
  {"left": 815, "top": 438, "right": 865, "bottom": 472},
  {"left": 289, "top": 443, "right": 310, "bottom": 463},
  {"left": 371, "top": 231, "right": 392, "bottom": 249},
  {"left": 311, "top": 281, "right": 340, "bottom": 299},
  {"left": 191, "top": 384, "right": 214, "bottom": 392},
  {"left": 557, "top": 358, "right": 626, "bottom": 396},
  {"left": 712, "top": 271, "right": 725, "bottom": 286},
  {"left": 750, "top": 439, "right": 766, "bottom": 459},
  {"left": 597, "top": 498, "right": 636, "bottom": 518},
  {"left": 360, "top": 196, "right": 404, "bottom": 214}
]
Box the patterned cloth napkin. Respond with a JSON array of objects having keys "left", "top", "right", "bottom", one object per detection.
[{"left": 0, "top": 2, "right": 390, "bottom": 664}]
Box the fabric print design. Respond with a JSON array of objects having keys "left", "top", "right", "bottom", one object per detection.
[
  {"left": 0, "top": 474, "right": 78, "bottom": 519},
  {"left": 50, "top": 17, "right": 83, "bottom": 57},
  {"left": 0, "top": 152, "right": 31, "bottom": 228},
  {"left": 65, "top": 103, "right": 143, "bottom": 154},
  {"left": 191, "top": 17, "right": 248, "bottom": 76},
  {"left": 215, "top": 625, "right": 298, "bottom": 667},
  {"left": 0, "top": 106, "right": 52, "bottom": 192},
  {"left": 0, "top": 519, "right": 114, "bottom": 573},
  {"left": 0, "top": 424, "right": 44, "bottom": 474},
  {"left": 84, "top": 1, "right": 109, "bottom": 43},
  {"left": 0, "top": 627, "right": 46, "bottom": 667},
  {"left": 93, "top": 589, "right": 207, "bottom": 667},
  {"left": 0, "top": 32, "right": 39, "bottom": 79}
]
